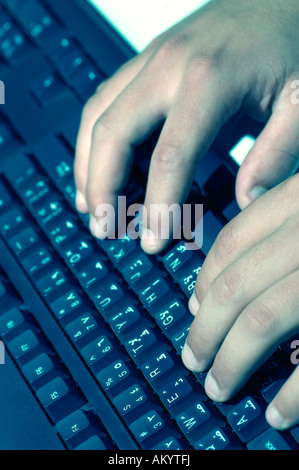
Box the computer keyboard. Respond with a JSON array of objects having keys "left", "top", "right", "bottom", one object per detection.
[{"left": 0, "top": 0, "right": 299, "bottom": 451}]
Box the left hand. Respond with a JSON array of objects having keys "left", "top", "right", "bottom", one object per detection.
[{"left": 182, "top": 173, "right": 299, "bottom": 430}]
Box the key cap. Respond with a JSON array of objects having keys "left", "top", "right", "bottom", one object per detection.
[
  {"left": 7, "top": 329, "right": 42, "bottom": 360},
  {"left": 0, "top": 206, "right": 26, "bottom": 235},
  {"left": 35, "top": 267, "right": 68, "bottom": 298},
  {"left": 177, "top": 400, "right": 219, "bottom": 436},
  {"left": 71, "top": 64, "right": 104, "bottom": 101},
  {"left": 92, "top": 281, "right": 124, "bottom": 314},
  {"left": 30, "top": 71, "right": 66, "bottom": 107},
  {"left": 195, "top": 427, "right": 242, "bottom": 450},
  {"left": 108, "top": 303, "right": 142, "bottom": 339},
  {"left": 8, "top": 227, "right": 40, "bottom": 255},
  {"left": 248, "top": 428, "right": 294, "bottom": 450},
  {"left": 138, "top": 277, "right": 173, "bottom": 316},
  {"left": 22, "top": 246, "right": 53, "bottom": 277},
  {"left": 32, "top": 194, "right": 65, "bottom": 226},
  {"left": 77, "top": 258, "right": 108, "bottom": 294},
  {"left": 47, "top": 214, "right": 79, "bottom": 248},
  {"left": 96, "top": 359, "right": 131, "bottom": 393},
  {"left": 171, "top": 323, "right": 192, "bottom": 353},
  {"left": 65, "top": 312, "right": 98, "bottom": 345},
  {"left": 61, "top": 236, "right": 94, "bottom": 272},
  {"left": 122, "top": 253, "right": 154, "bottom": 286},
  {"left": 155, "top": 299, "right": 189, "bottom": 336},
  {"left": 113, "top": 384, "right": 149, "bottom": 417},
  {"left": 162, "top": 241, "right": 193, "bottom": 277},
  {"left": 17, "top": 174, "right": 50, "bottom": 206},
  {"left": 0, "top": 307, "right": 25, "bottom": 338},
  {"left": 152, "top": 436, "right": 188, "bottom": 451},
  {"left": 56, "top": 409, "right": 106, "bottom": 449},
  {"left": 103, "top": 234, "right": 137, "bottom": 264},
  {"left": 50, "top": 290, "right": 83, "bottom": 321},
  {"left": 124, "top": 327, "right": 159, "bottom": 362},
  {"left": 141, "top": 351, "right": 175, "bottom": 385},
  {"left": 177, "top": 257, "right": 204, "bottom": 297},
  {"left": 36, "top": 377, "right": 86, "bottom": 423},
  {"left": 130, "top": 409, "right": 165, "bottom": 443},
  {"left": 227, "top": 396, "right": 268, "bottom": 443},
  {"left": 21, "top": 352, "right": 56, "bottom": 384},
  {"left": 159, "top": 375, "right": 194, "bottom": 410},
  {"left": 80, "top": 335, "right": 115, "bottom": 367}
]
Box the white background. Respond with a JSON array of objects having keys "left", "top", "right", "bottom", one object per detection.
[{"left": 87, "top": 0, "right": 212, "bottom": 51}]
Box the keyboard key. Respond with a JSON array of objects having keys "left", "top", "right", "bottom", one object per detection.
[
  {"left": 71, "top": 64, "right": 104, "bottom": 101},
  {"left": 0, "top": 12, "right": 31, "bottom": 64},
  {"left": 36, "top": 377, "right": 86, "bottom": 423},
  {"left": 176, "top": 400, "right": 219, "bottom": 436},
  {"left": 162, "top": 241, "right": 193, "bottom": 277},
  {"left": 33, "top": 195, "right": 65, "bottom": 226},
  {"left": 92, "top": 281, "right": 124, "bottom": 314},
  {"left": 113, "top": 384, "right": 149, "bottom": 416},
  {"left": 195, "top": 427, "right": 242, "bottom": 450},
  {"left": 125, "top": 327, "right": 159, "bottom": 361},
  {"left": 155, "top": 299, "right": 189, "bottom": 336},
  {"left": 61, "top": 236, "right": 94, "bottom": 271},
  {"left": 18, "top": 174, "right": 50, "bottom": 206},
  {"left": 13, "top": 0, "right": 60, "bottom": 44},
  {"left": 122, "top": 253, "right": 154, "bottom": 286},
  {"left": 50, "top": 290, "right": 83, "bottom": 321},
  {"left": 159, "top": 375, "right": 194, "bottom": 409},
  {"left": 22, "top": 246, "right": 53, "bottom": 277},
  {"left": 30, "top": 71, "right": 66, "bottom": 107},
  {"left": 35, "top": 267, "right": 68, "bottom": 298},
  {"left": 96, "top": 360, "right": 131, "bottom": 392},
  {"left": 227, "top": 396, "right": 268, "bottom": 443},
  {"left": 130, "top": 410, "right": 165, "bottom": 443},
  {"left": 33, "top": 135, "right": 73, "bottom": 185},
  {"left": 0, "top": 206, "right": 26, "bottom": 235},
  {"left": 171, "top": 323, "right": 192, "bottom": 353},
  {"left": 77, "top": 258, "right": 108, "bottom": 294},
  {"left": 7, "top": 329, "right": 41, "bottom": 360},
  {"left": 0, "top": 307, "right": 25, "bottom": 338},
  {"left": 8, "top": 227, "right": 40, "bottom": 255},
  {"left": 108, "top": 303, "right": 142, "bottom": 339},
  {"left": 152, "top": 436, "right": 187, "bottom": 451},
  {"left": 177, "top": 257, "right": 203, "bottom": 297},
  {"left": 247, "top": 428, "right": 294, "bottom": 450},
  {"left": 138, "top": 277, "right": 173, "bottom": 316},
  {"left": 65, "top": 313, "right": 98, "bottom": 344},
  {"left": 21, "top": 353, "right": 56, "bottom": 384},
  {"left": 47, "top": 214, "right": 79, "bottom": 248},
  {"left": 104, "top": 234, "right": 137, "bottom": 264},
  {"left": 141, "top": 351, "right": 175, "bottom": 384},
  {"left": 80, "top": 335, "right": 115, "bottom": 367}
]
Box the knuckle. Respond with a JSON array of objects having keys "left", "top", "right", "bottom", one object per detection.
[
  {"left": 149, "top": 34, "right": 188, "bottom": 68},
  {"left": 212, "top": 268, "right": 243, "bottom": 304},
  {"left": 243, "top": 302, "right": 278, "bottom": 337},
  {"left": 152, "top": 142, "right": 182, "bottom": 171},
  {"left": 214, "top": 223, "right": 238, "bottom": 261},
  {"left": 92, "top": 111, "right": 114, "bottom": 141}
]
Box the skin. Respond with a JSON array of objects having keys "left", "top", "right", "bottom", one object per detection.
[{"left": 74, "top": 0, "right": 299, "bottom": 429}]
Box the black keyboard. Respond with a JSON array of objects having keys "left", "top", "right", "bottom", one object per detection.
[{"left": 0, "top": 0, "right": 298, "bottom": 452}]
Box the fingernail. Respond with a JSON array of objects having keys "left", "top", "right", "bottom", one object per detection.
[
  {"left": 205, "top": 371, "right": 222, "bottom": 401},
  {"left": 188, "top": 293, "right": 200, "bottom": 316},
  {"left": 140, "top": 228, "right": 160, "bottom": 253},
  {"left": 266, "top": 405, "right": 286, "bottom": 430},
  {"left": 248, "top": 185, "right": 267, "bottom": 202},
  {"left": 181, "top": 343, "right": 202, "bottom": 372},
  {"left": 76, "top": 191, "right": 88, "bottom": 213}
]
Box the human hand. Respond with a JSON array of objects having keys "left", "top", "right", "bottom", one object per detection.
[
  {"left": 182, "top": 174, "right": 299, "bottom": 430},
  {"left": 74, "top": 0, "right": 299, "bottom": 252}
]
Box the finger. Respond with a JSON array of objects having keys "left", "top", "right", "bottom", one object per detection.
[
  {"left": 140, "top": 63, "right": 241, "bottom": 254},
  {"left": 190, "top": 174, "right": 299, "bottom": 308},
  {"left": 85, "top": 63, "right": 174, "bottom": 238},
  {"left": 203, "top": 268, "right": 299, "bottom": 403},
  {"left": 74, "top": 53, "right": 150, "bottom": 212},
  {"left": 182, "top": 217, "right": 299, "bottom": 372},
  {"left": 266, "top": 364, "right": 299, "bottom": 430},
  {"left": 236, "top": 81, "right": 299, "bottom": 210}
]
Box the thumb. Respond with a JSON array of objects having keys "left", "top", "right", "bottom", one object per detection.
[{"left": 236, "top": 82, "right": 299, "bottom": 209}]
